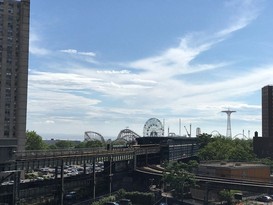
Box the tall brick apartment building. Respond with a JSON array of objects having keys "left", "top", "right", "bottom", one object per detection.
[
  {"left": 0, "top": 0, "right": 30, "bottom": 162},
  {"left": 254, "top": 85, "right": 273, "bottom": 158}
]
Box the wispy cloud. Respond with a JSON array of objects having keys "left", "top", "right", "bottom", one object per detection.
[
  {"left": 217, "top": 0, "right": 261, "bottom": 36},
  {"left": 129, "top": 37, "right": 213, "bottom": 75},
  {"left": 130, "top": 0, "right": 261, "bottom": 79},
  {"left": 29, "top": 30, "right": 50, "bottom": 56},
  {"left": 96, "top": 70, "right": 130, "bottom": 74},
  {"left": 60, "top": 49, "right": 96, "bottom": 57},
  {"left": 58, "top": 49, "right": 98, "bottom": 64},
  {"left": 27, "top": 0, "right": 266, "bottom": 137}
]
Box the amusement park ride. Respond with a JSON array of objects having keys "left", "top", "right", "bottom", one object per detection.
[
  {"left": 84, "top": 118, "right": 185, "bottom": 144},
  {"left": 84, "top": 113, "right": 246, "bottom": 144}
]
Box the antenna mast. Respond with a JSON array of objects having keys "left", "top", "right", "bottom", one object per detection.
[{"left": 179, "top": 118, "right": 181, "bottom": 136}]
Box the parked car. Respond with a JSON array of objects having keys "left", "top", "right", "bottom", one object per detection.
[
  {"left": 255, "top": 195, "right": 272, "bottom": 202},
  {"left": 104, "top": 202, "right": 119, "bottom": 205},
  {"left": 64, "top": 191, "right": 77, "bottom": 200},
  {"left": 119, "top": 199, "right": 132, "bottom": 205}
]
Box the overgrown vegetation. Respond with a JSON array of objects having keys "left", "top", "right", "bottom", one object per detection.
[
  {"left": 197, "top": 133, "right": 273, "bottom": 175},
  {"left": 163, "top": 161, "right": 198, "bottom": 203},
  {"left": 91, "top": 195, "right": 116, "bottom": 205},
  {"left": 26, "top": 130, "right": 105, "bottom": 150},
  {"left": 218, "top": 189, "right": 238, "bottom": 205},
  {"left": 197, "top": 134, "right": 255, "bottom": 161},
  {"left": 91, "top": 189, "right": 155, "bottom": 205}
]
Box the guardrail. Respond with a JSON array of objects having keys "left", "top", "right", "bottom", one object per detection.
[
  {"left": 15, "top": 147, "right": 105, "bottom": 159},
  {"left": 15, "top": 145, "right": 161, "bottom": 160}
]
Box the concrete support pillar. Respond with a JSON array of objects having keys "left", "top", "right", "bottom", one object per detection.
[
  {"left": 109, "top": 155, "right": 113, "bottom": 196},
  {"left": 83, "top": 163, "right": 86, "bottom": 175},
  {"left": 60, "top": 161, "right": 64, "bottom": 205},
  {"left": 92, "top": 158, "right": 96, "bottom": 200},
  {"left": 12, "top": 171, "right": 20, "bottom": 205}
]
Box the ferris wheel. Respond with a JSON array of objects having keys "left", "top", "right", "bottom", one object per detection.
[{"left": 143, "top": 118, "right": 164, "bottom": 137}]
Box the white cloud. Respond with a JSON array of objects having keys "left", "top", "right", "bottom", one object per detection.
[
  {"left": 217, "top": 0, "right": 261, "bottom": 37},
  {"left": 45, "top": 120, "right": 55, "bottom": 124},
  {"left": 129, "top": 36, "right": 214, "bottom": 77},
  {"left": 28, "top": 71, "right": 102, "bottom": 115},
  {"left": 29, "top": 31, "right": 50, "bottom": 56},
  {"left": 60, "top": 49, "right": 78, "bottom": 54},
  {"left": 96, "top": 70, "right": 130, "bottom": 74},
  {"left": 129, "top": 0, "right": 261, "bottom": 80},
  {"left": 60, "top": 49, "right": 96, "bottom": 57},
  {"left": 79, "top": 52, "right": 96, "bottom": 57},
  {"left": 27, "top": 0, "right": 266, "bottom": 138}
]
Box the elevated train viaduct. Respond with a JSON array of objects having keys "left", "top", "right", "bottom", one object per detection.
[{"left": 0, "top": 137, "right": 199, "bottom": 205}]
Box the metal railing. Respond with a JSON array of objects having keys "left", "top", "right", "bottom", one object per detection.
[{"left": 15, "top": 145, "right": 161, "bottom": 160}]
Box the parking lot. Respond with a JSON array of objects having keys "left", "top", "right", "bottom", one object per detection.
[{"left": 1, "top": 162, "right": 105, "bottom": 185}]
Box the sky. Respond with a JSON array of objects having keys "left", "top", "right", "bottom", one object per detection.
[{"left": 27, "top": 0, "right": 273, "bottom": 141}]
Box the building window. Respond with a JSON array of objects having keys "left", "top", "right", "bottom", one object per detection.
[{"left": 8, "top": 9, "right": 13, "bottom": 14}]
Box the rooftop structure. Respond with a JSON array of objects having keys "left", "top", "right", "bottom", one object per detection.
[{"left": 262, "top": 85, "right": 273, "bottom": 138}]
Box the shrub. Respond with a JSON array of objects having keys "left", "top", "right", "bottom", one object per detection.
[
  {"left": 91, "top": 195, "right": 116, "bottom": 205},
  {"left": 123, "top": 191, "right": 155, "bottom": 205},
  {"left": 91, "top": 190, "right": 155, "bottom": 205}
]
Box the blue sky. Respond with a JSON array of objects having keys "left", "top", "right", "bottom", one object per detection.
[{"left": 27, "top": 0, "right": 273, "bottom": 140}]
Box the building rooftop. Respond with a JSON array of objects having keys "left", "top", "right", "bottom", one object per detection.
[{"left": 200, "top": 162, "right": 268, "bottom": 169}]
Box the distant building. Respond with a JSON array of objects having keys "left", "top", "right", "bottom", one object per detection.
[
  {"left": 253, "top": 133, "right": 273, "bottom": 158},
  {"left": 198, "top": 162, "right": 270, "bottom": 182},
  {"left": 262, "top": 85, "right": 273, "bottom": 138},
  {"left": 254, "top": 85, "right": 273, "bottom": 158},
  {"left": 0, "top": 0, "right": 30, "bottom": 162},
  {"left": 191, "top": 162, "right": 270, "bottom": 202}
]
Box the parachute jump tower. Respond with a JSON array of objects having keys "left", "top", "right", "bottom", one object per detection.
[{"left": 222, "top": 109, "right": 236, "bottom": 138}]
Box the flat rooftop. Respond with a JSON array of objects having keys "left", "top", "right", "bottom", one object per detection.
[{"left": 199, "top": 162, "right": 268, "bottom": 169}]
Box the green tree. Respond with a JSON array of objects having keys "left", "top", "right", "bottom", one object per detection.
[
  {"left": 74, "top": 140, "right": 104, "bottom": 149},
  {"left": 55, "top": 140, "right": 75, "bottom": 149},
  {"left": 198, "top": 136, "right": 255, "bottom": 161},
  {"left": 26, "top": 130, "right": 47, "bottom": 150},
  {"left": 197, "top": 133, "right": 214, "bottom": 149},
  {"left": 47, "top": 144, "right": 57, "bottom": 150},
  {"left": 85, "top": 140, "right": 104, "bottom": 148},
  {"left": 163, "top": 161, "right": 196, "bottom": 203},
  {"left": 218, "top": 189, "right": 237, "bottom": 205},
  {"left": 260, "top": 158, "right": 273, "bottom": 172},
  {"left": 74, "top": 141, "right": 86, "bottom": 149}
]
